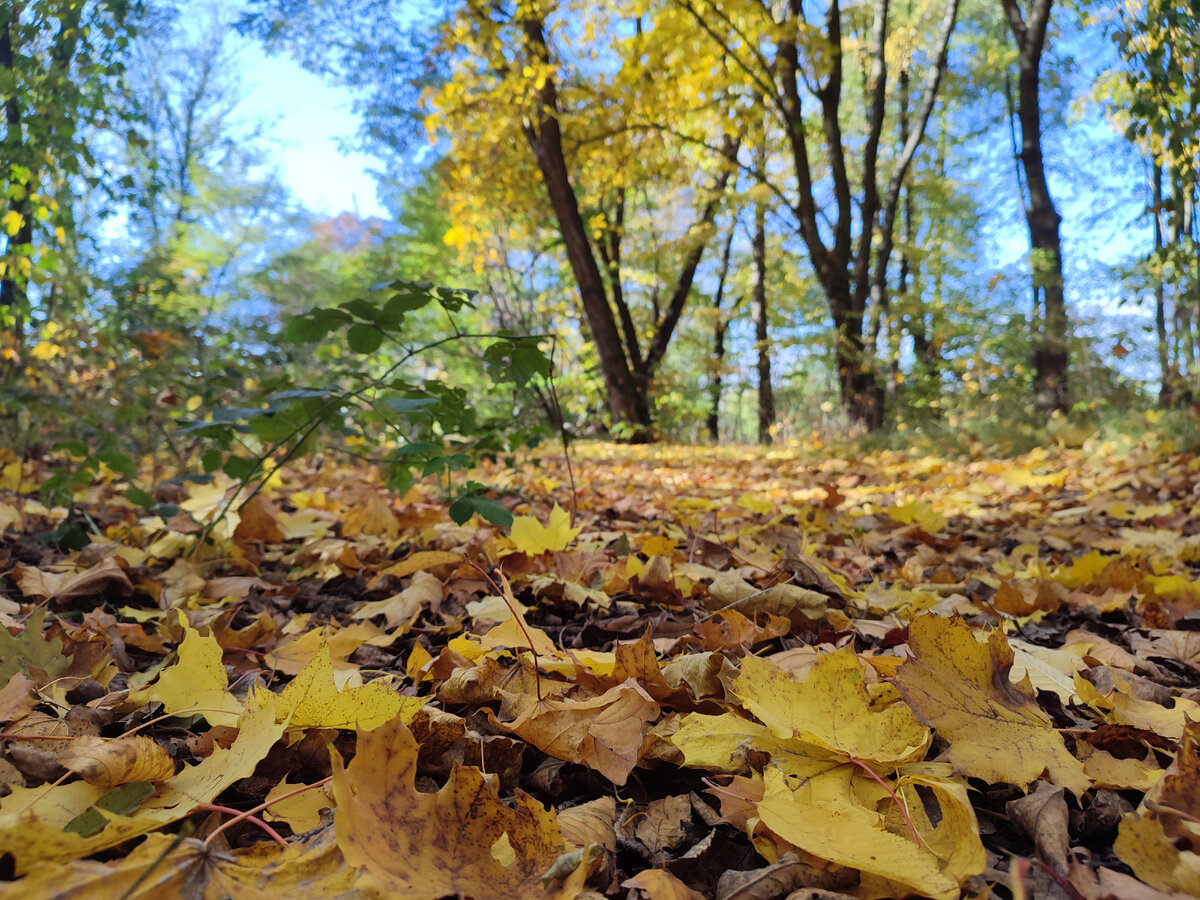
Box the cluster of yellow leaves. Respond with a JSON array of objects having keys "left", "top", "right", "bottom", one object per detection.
[{"left": 1, "top": 439, "right": 1199, "bottom": 897}]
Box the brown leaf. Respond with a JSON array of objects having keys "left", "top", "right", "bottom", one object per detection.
[
  {"left": 232, "top": 493, "right": 285, "bottom": 544},
  {"left": 496, "top": 680, "right": 659, "bottom": 786},
  {"left": 61, "top": 735, "right": 175, "bottom": 788},
  {"left": 714, "top": 851, "right": 857, "bottom": 900},
  {"left": 632, "top": 794, "right": 692, "bottom": 853},
  {"left": 0, "top": 671, "right": 38, "bottom": 725},
  {"left": 15, "top": 557, "right": 132, "bottom": 603},
  {"left": 557, "top": 796, "right": 616, "bottom": 853},
  {"left": 332, "top": 715, "right": 584, "bottom": 900},
  {"left": 1007, "top": 782, "right": 1070, "bottom": 874}
]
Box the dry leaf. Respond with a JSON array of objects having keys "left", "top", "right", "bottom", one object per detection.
[
  {"left": 331, "top": 714, "right": 585, "bottom": 899},
  {"left": 15, "top": 557, "right": 132, "bottom": 603},
  {"left": 61, "top": 735, "right": 175, "bottom": 788},
  {"left": 893, "top": 614, "right": 1090, "bottom": 795}
]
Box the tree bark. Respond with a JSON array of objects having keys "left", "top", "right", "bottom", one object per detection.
[
  {"left": 708, "top": 224, "right": 736, "bottom": 442},
  {"left": 519, "top": 18, "right": 650, "bottom": 438},
  {"left": 753, "top": 186, "right": 774, "bottom": 444},
  {"left": 765, "top": 0, "right": 956, "bottom": 431},
  {"left": 1151, "top": 163, "right": 1177, "bottom": 405},
  {"left": 517, "top": 15, "right": 735, "bottom": 440},
  {"left": 1001, "top": 0, "right": 1069, "bottom": 415}
]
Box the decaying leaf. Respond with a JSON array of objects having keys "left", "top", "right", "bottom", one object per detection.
[
  {"left": 331, "top": 714, "right": 586, "bottom": 899},
  {"left": 61, "top": 735, "right": 175, "bottom": 788}
]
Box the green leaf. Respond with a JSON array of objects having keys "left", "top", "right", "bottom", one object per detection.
[
  {"left": 347, "top": 323, "right": 384, "bottom": 354},
  {"left": 55, "top": 440, "right": 89, "bottom": 457},
  {"left": 449, "top": 494, "right": 513, "bottom": 527},
  {"left": 0, "top": 608, "right": 71, "bottom": 684},
  {"left": 285, "top": 308, "right": 349, "bottom": 344},
  {"left": 384, "top": 396, "right": 437, "bottom": 415},
  {"left": 97, "top": 452, "right": 137, "bottom": 480},
  {"left": 223, "top": 456, "right": 259, "bottom": 481},
  {"left": 201, "top": 449, "right": 223, "bottom": 473},
  {"left": 125, "top": 487, "right": 156, "bottom": 509}
]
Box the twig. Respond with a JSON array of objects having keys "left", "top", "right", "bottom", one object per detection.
[{"left": 466, "top": 559, "right": 544, "bottom": 702}]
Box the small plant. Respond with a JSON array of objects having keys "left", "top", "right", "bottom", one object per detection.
[{"left": 180, "top": 279, "right": 553, "bottom": 529}]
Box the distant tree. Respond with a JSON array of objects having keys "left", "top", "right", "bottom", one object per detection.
[
  {"left": 673, "top": 0, "right": 960, "bottom": 430},
  {"left": 1000, "top": 0, "right": 1069, "bottom": 415},
  {"left": 1103, "top": 0, "right": 1200, "bottom": 404},
  {"left": 1, "top": 0, "right": 136, "bottom": 344}
]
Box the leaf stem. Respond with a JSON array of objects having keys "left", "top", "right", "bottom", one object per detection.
[
  {"left": 846, "top": 756, "right": 922, "bottom": 846},
  {"left": 467, "top": 559, "right": 544, "bottom": 702},
  {"left": 198, "top": 803, "right": 288, "bottom": 847},
  {"left": 201, "top": 775, "right": 332, "bottom": 848}
]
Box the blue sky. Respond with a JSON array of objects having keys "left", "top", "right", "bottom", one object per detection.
[{"left": 235, "top": 45, "right": 386, "bottom": 219}]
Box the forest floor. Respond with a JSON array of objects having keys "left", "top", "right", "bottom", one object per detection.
[{"left": 0, "top": 436, "right": 1198, "bottom": 899}]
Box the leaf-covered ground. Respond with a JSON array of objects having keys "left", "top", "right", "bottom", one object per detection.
[{"left": 1, "top": 438, "right": 1199, "bottom": 899}]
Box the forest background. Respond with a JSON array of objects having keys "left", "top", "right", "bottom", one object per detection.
[{"left": 3, "top": 0, "right": 1200, "bottom": 486}]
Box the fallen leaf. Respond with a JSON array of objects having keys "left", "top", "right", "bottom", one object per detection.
[
  {"left": 623, "top": 868, "right": 705, "bottom": 899},
  {"left": 262, "top": 774, "right": 330, "bottom": 833},
  {"left": 498, "top": 680, "right": 659, "bottom": 785},
  {"left": 510, "top": 504, "right": 581, "bottom": 555},
  {"left": 1115, "top": 720, "right": 1200, "bottom": 895},
  {"left": 14, "top": 556, "right": 132, "bottom": 603},
  {"left": 0, "top": 690, "right": 285, "bottom": 873},
  {"left": 128, "top": 612, "right": 242, "bottom": 727},
  {"left": 232, "top": 492, "right": 285, "bottom": 543},
  {"left": 893, "top": 614, "right": 1090, "bottom": 795},
  {"left": 733, "top": 648, "right": 930, "bottom": 768},
  {"left": 331, "top": 714, "right": 585, "bottom": 899},
  {"left": 278, "top": 643, "right": 423, "bottom": 730},
  {"left": 352, "top": 569, "right": 443, "bottom": 628},
  {"left": 61, "top": 735, "right": 175, "bottom": 788},
  {"left": 0, "top": 607, "right": 71, "bottom": 685},
  {"left": 756, "top": 766, "right": 970, "bottom": 900}
]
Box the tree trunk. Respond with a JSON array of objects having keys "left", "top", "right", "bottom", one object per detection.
[
  {"left": 1001, "top": 0, "right": 1068, "bottom": 415},
  {"left": 1152, "top": 163, "right": 1178, "bottom": 405},
  {"left": 753, "top": 142, "right": 775, "bottom": 444},
  {"left": 708, "top": 224, "right": 736, "bottom": 442},
  {"left": 519, "top": 19, "right": 651, "bottom": 439},
  {"left": 0, "top": 8, "right": 28, "bottom": 344}
]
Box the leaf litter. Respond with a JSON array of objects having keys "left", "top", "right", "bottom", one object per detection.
[{"left": 0, "top": 439, "right": 1199, "bottom": 897}]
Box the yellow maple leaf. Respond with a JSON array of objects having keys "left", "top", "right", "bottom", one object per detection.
[
  {"left": 510, "top": 504, "right": 580, "bottom": 554},
  {"left": 893, "top": 614, "right": 1090, "bottom": 795},
  {"left": 885, "top": 500, "right": 947, "bottom": 533},
  {"left": 262, "top": 775, "right": 331, "bottom": 833},
  {"left": 332, "top": 716, "right": 586, "bottom": 899},
  {"left": 278, "top": 643, "right": 423, "bottom": 731},
  {"left": 734, "top": 649, "right": 930, "bottom": 768},
  {"left": 757, "top": 766, "right": 973, "bottom": 900},
  {"left": 127, "top": 612, "right": 242, "bottom": 727}
]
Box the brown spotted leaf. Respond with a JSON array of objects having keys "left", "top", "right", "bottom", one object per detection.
[{"left": 331, "top": 714, "right": 585, "bottom": 899}]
